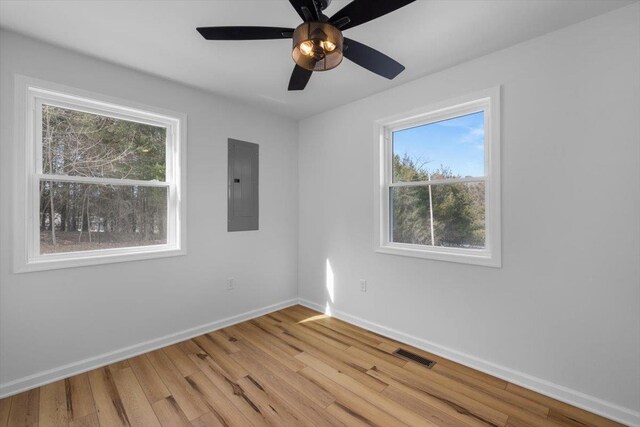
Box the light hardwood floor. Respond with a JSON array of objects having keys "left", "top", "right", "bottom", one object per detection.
[{"left": 0, "top": 305, "right": 624, "bottom": 427}]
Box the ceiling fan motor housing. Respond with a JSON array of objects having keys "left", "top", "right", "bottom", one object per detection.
[
  {"left": 315, "top": 0, "right": 331, "bottom": 11},
  {"left": 292, "top": 22, "right": 343, "bottom": 71}
]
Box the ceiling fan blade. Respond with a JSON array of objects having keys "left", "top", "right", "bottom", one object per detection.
[
  {"left": 289, "top": 0, "right": 320, "bottom": 21},
  {"left": 343, "top": 38, "right": 405, "bottom": 79},
  {"left": 330, "top": 0, "right": 415, "bottom": 31},
  {"left": 197, "top": 26, "right": 294, "bottom": 40},
  {"left": 288, "top": 65, "right": 313, "bottom": 90}
]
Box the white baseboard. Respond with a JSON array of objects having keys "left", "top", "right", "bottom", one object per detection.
[
  {"left": 0, "top": 298, "right": 298, "bottom": 399},
  {"left": 298, "top": 298, "right": 640, "bottom": 427}
]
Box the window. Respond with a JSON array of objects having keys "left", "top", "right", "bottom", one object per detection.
[
  {"left": 375, "top": 88, "right": 501, "bottom": 267},
  {"left": 15, "top": 77, "right": 186, "bottom": 272}
]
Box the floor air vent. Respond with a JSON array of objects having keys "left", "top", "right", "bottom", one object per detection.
[{"left": 394, "top": 348, "right": 436, "bottom": 368}]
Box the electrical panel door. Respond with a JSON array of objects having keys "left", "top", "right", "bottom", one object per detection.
[{"left": 228, "top": 139, "right": 259, "bottom": 231}]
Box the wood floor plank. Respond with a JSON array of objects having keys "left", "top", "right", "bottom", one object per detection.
[
  {"left": 182, "top": 342, "right": 272, "bottom": 426},
  {"left": 151, "top": 397, "right": 191, "bottom": 427},
  {"left": 325, "top": 402, "right": 374, "bottom": 427},
  {"left": 236, "top": 322, "right": 304, "bottom": 364},
  {"left": 374, "top": 348, "right": 532, "bottom": 421},
  {"left": 288, "top": 307, "right": 383, "bottom": 349},
  {"left": 0, "top": 305, "right": 623, "bottom": 427},
  {"left": 276, "top": 324, "right": 389, "bottom": 392},
  {"left": 296, "top": 351, "right": 438, "bottom": 427},
  {"left": 377, "top": 341, "right": 508, "bottom": 391},
  {"left": 39, "top": 379, "right": 69, "bottom": 427},
  {"left": 162, "top": 344, "right": 200, "bottom": 377},
  {"left": 403, "top": 362, "right": 549, "bottom": 418},
  {"left": 322, "top": 316, "right": 393, "bottom": 345},
  {"left": 375, "top": 369, "right": 496, "bottom": 427},
  {"left": 301, "top": 319, "right": 389, "bottom": 355},
  {"left": 367, "top": 365, "right": 509, "bottom": 426},
  {"left": 7, "top": 389, "right": 39, "bottom": 427},
  {"left": 65, "top": 374, "right": 96, "bottom": 422},
  {"left": 299, "top": 308, "right": 403, "bottom": 350},
  {"left": 231, "top": 345, "right": 345, "bottom": 426},
  {"left": 176, "top": 340, "right": 203, "bottom": 359},
  {"left": 236, "top": 375, "right": 311, "bottom": 426},
  {"left": 68, "top": 412, "right": 100, "bottom": 427},
  {"left": 505, "top": 384, "right": 622, "bottom": 427},
  {"left": 234, "top": 339, "right": 336, "bottom": 408},
  {"left": 128, "top": 355, "right": 171, "bottom": 403},
  {"left": 546, "top": 408, "right": 622, "bottom": 427},
  {"left": 246, "top": 319, "right": 303, "bottom": 356},
  {"left": 229, "top": 322, "right": 306, "bottom": 371},
  {"left": 366, "top": 353, "right": 554, "bottom": 426},
  {"left": 146, "top": 349, "right": 209, "bottom": 421},
  {"left": 430, "top": 363, "right": 509, "bottom": 394},
  {"left": 279, "top": 305, "right": 315, "bottom": 320},
  {"left": 189, "top": 411, "right": 225, "bottom": 427},
  {"left": 299, "top": 366, "right": 408, "bottom": 427},
  {"left": 192, "top": 335, "right": 248, "bottom": 381},
  {"left": 0, "top": 396, "right": 12, "bottom": 427},
  {"left": 87, "top": 367, "right": 130, "bottom": 427},
  {"left": 108, "top": 360, "right": 131, "bottom": 372},
  {"left": 378, "top": 341, "right": 400, "bottom": 353},
  {"left": 263, "top": 313, "right": 291, "bottom": 331},
  {"left": 382, "top": 371, "right": 498, "bottom": 426},
  {"left": 330, "top": 332, "right": 407, "bottom": 367},
  {"left": 506, "top": 415, "right": 540, "bottom": 427},
  {"left": 432, "top": 363, "right": 507, "bottom": 390},
  {"left": 271, "top": 312, "right": 351, "bottom": 351},
  {"left": 346, "top": 344, "right": 409, "bottom": 373},
  {"left": 315, "top": 318, "right": 384, "bottom": 349},
  {"left": 216, "top": 327, "right": 242, "bottom": 343},
  {"left": 112, "top": 367, "right": 161, "bottom": 427},
  {"left": 185, "top": 370, "right": 255, "bottom": 426},
  {"left": 206, "top": 330, "right": 241, "bottom": 354},
  {"left": 382, "top": 385, "right": 489, "bottom": 427},
  {"left": 250, "top": 316, "right": 289, "bottom": 337}
]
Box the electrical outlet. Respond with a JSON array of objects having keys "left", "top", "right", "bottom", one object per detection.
[
  {"left": 226, "top": 278, "right": 235, "bottom": 290},
  {"left": 360, "top": 279, "right": 367, "bottom": 292}
]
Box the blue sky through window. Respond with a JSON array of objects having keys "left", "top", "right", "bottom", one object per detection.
[{"left": 392, "top": 111, "right": 485, "bottom": 179}]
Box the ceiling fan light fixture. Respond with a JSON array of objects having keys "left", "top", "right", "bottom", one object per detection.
[
  {"left": 299, "top": 40, "right": 314, "bottom": 56},
  {"left": 196, "top": 0, "right": 416, "bottom": 90},
  {"left": 322, "top": 40, "right": 336, "bottom": 52},
  {"left": 292, "top": 22, "right": 343, "bottom": 71}
]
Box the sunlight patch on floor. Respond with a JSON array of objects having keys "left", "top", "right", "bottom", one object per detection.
[{"left": 297, "top": 314, "right": 329, "bottom": 324}]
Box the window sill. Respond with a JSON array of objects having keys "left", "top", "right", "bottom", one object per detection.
[
  {"left": 15, "top": 246, "right": 186, "bottom": 273},
  {"left": 376, "top": 244, "right": 501, "bottom": 268}
]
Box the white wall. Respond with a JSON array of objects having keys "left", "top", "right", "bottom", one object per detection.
[
  {"left": 298, "top": 4, "right": 640, "bottom": 423},
  {"left": 0, "top": 30, "right": 298, "bottom": 393}
]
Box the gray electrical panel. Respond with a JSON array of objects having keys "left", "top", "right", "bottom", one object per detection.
[{"left": 228, "top": 138, "right": 259, "bottom": 232}]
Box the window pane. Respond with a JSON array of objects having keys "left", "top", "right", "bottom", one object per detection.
[
  {"left": 39, "top": 181, "right": 167, "bottom": 254},
  {"left": 431, "top": 182, "right": 485, "bottom": 249},
  {"left": 392, "top": 111, "right": 484, "bottom": 182},
  {"left": 390, "top": 186, "right": 433, "bottom": 245},
  {"left": 390, "top": 182, "right": 485, "bottom": 249},
  {"left": 42, "top": 105, "right": 166, "bottom": 181}
]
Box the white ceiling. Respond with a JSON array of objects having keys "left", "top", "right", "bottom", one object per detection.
[{"left": 0, "top": 0, "right": 634, "bottom": 118}]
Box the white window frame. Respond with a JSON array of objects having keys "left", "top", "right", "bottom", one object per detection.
[
  {"left": 14, "top": 76, "right": 187, "bottom": 272},
  {"left": 374, "top": 87, "right": 501, "bottom": 267}
]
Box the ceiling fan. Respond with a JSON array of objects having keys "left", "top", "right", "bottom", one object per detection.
[{"left": 197, "top": 0, "right": 416, "bottom": 91}]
